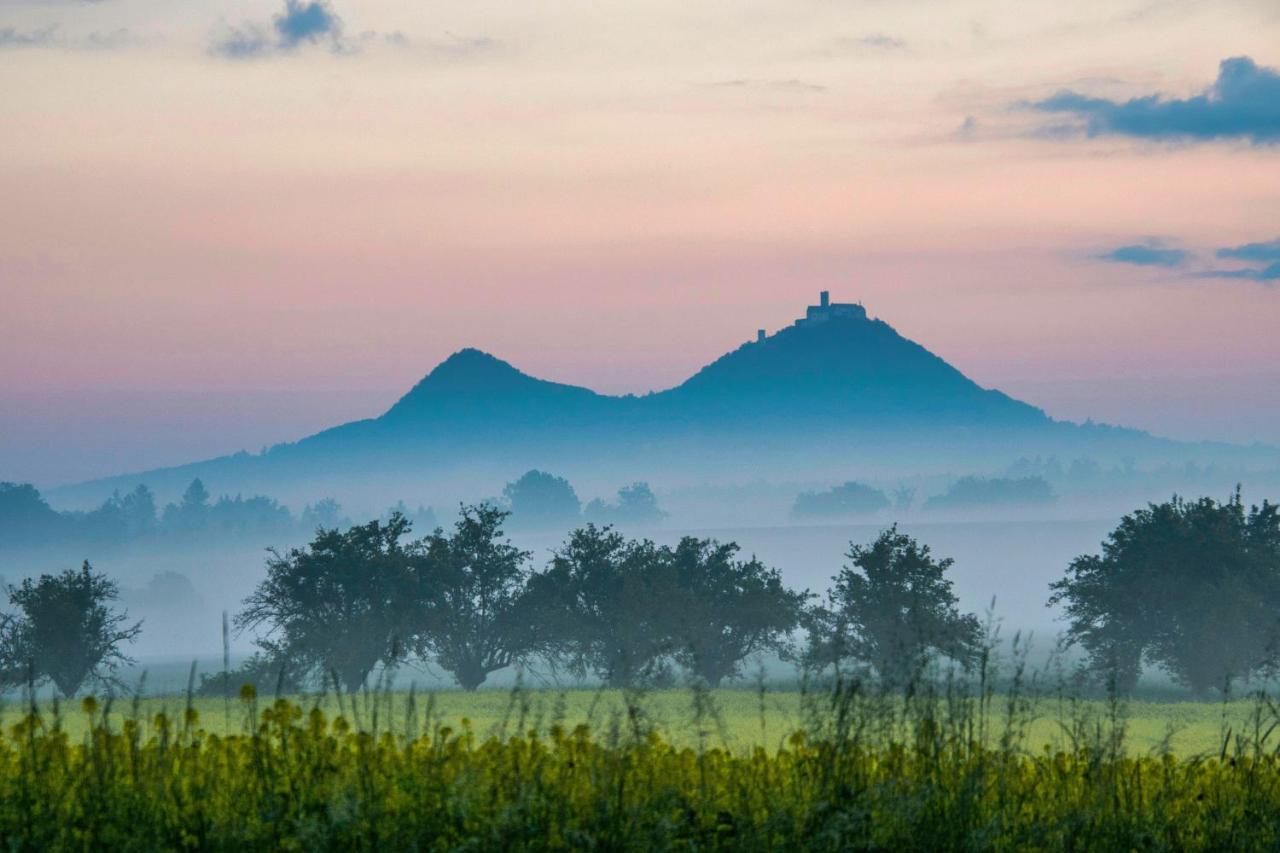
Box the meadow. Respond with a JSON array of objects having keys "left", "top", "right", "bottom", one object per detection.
[
  {"left": 5, "top": 682, "right": 1280, "bottom": 849},
  {"left": 3, "top": 684, "right": 1270, "bottom": 757}
]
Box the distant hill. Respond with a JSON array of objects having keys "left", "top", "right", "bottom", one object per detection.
[
  {"left": 46, "top": 294, "right": 1276, "bottom": 507},
  {"left": 650, "top": 308, "right": 1047, "bottom": 427},
  {"left": 382, "top": 348, "right": 619, "bottom": 426}
]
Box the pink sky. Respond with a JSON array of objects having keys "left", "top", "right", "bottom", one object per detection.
[{"left": 1, "top": 0, "right": 1278, "bottom": 483}]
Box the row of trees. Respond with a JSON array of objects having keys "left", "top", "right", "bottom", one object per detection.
[
  {"left": 234, "top": 485, "right": 1280, "bottom": 697},
  {"left": 229, "top": 506, "right": 977, "bottom": 692},
  {"left": 0, "top": 473, "right": 666, "bottom": 550},
  {"left": 790, "top": 476, "right": 1055, "bottom": 519},
  {"left": 0, "top": 480, "right": 326, "bottom": 548},
  {"left": 2, "top": 491, "right": 1275, "bottom": 697},
  {"left": 500, "top": 470, "right": 665, "bottom": 529}
]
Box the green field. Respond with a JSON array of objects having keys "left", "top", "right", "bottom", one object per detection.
[
  {"left": 3, "top": 686, "right": 1265, "bottom": 757},
  {"left": 4, "top": 685, "right": 1280, "bottom": 849}
]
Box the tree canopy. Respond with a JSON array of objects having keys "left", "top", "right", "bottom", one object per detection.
[
  {"left": 806, "top": 526, "right": 981, "bottom": 685},
  {"left": 0, "top": 562, "right": 141, "bottom": 697},
  {"left": 1050, "top": 492, "right": 1280, "bottom": 695},
  {"left": 503, "top": 470, "right": 581, "bottom": 530},
  {"left": 532, "top": 525, "right": 676, "bottom": 688},
  {"left": 584, "top": 483, "right": 666, "bottom": 527},
  {"left": 410, "top": 504, "right": 542, "bottom": 690},
  {"left": 666, "top": 537, "right": 807, "bottom": 686},
  {"left": 236, "top": 514, "right": 417, "bottom": 691},
  {"left": 792, "top": 481, "right": 890, "bottom": 519}
]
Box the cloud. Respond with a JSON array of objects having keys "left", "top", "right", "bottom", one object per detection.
[
  {"left": 213, "top": 24, "right": 271, "bottom": 59},
  {"left": 1094, "top": 234, "right": 1280, "bottom": 284},
  {"left": 1198, "top": 263, "right": 1280, "bottom": 282},
  {"left": 858, "top": 34, "right": 905, "bottom": 50},
  {"left": 83, "top": 27, "right": 142, "bottom": 49},
  {"left": 836, "top": 33, "right": 906, "bottom": 51},
  {"left": 1199, "top": 236, "right": 1280, "bottom": 283},
  {"left": 819, "top": 34, "right": 906, "bottom": 58},
  {"left": 274, "top": 0, "right": 339, "bottom": 49},
  {"left": 1216, "top": 237, "right": 1280, "bottom": 263},
  {"left": 0, "top": 23, "right": 139, "bottom": 50},
  {"left": 357, "top": 30, "right": 496, "bottom": 59},
  {"left": 1031, "top": 56, "right": 1280, "bottom": 145},
  {"left": 709, "top": 78, "right": 827, "bottom": 94},
  {"left": 1098, "top": 240, "right": 1189, "bottom": 268},
  {"left": 213, "top": 0, "right": 344, "bottom": 59},
  {"left": 0, "top": 25, "right": 57, "bottom": 47}
]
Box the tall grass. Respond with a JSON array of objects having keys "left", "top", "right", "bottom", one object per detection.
[{"left": 5, "top": 664, "right": 1280, "bottom": 850}]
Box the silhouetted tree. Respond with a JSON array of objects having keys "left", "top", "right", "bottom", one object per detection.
[
  {"left": 531, "top": 525, "right": 675, "bottom": 688},
  {"left": 0, "top": 483, "right": 68, "bottom": 547},
  {"left": 117, "top": 485, "right": 158, "bottom": 538},
  {"left": 923, "top": 476, "right": 1054, "bottom": 511},
  {"left": 300, "top": 497, "right": 349, "bottom": 531},
  {"left": 182, "top": 479, "right": 210, "bottom": 510},
  {"left": 208, "top": 494, "right": 292, "bottom": 536},
  {"left": 1049, "top": 492, "right": 1280, "bottom": 695},
  {"left": 73, "top": 485, "right": 159, "bottom": 543},
  {"left": 127, "top": 571, "right": 202, "bottom": 610},
  {"left": 410, "top": 504, "right": 541, "bottom": 690},
  {"left": 503, "top": 470, "right": 580, "bottom": 529},
  {"left": 162, "top": 478, "right": 212, "bottom": 534},
  {"left": 584, "top": 482, "right": 666, "bottom": 526},
  {"left": 385, "top": 501, "right": 437, "bottom": 531},
  {"left": 666, "top": 538, "right": 807, "bottom": 686},
  {"left": 0, "top": 561, "right": 141, "bottom": 697},
  {"left": 806, "top": 527, "right": 981, "bottom": 685},
  {"left": 236, "top": 515, "right": 416, "bottom": 691},
  {"left": 792, "top": 481, "right": 889, "bottom": 519}
]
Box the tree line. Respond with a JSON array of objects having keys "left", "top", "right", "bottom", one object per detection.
[
  {"left": 790, "top": 475, "right": 1056, "bottom": 519},
  {"left": 0, "top": 480, "right": 415, "bottom": 549},
  {"left": 1, "top": 490, "right": 1277, "bottom": 698},
  {"left": 226, "top": 506, "right": 988, "bottom": 693},
  {"left": 0, "top": 471, "right": 666, "bottom": 550}
]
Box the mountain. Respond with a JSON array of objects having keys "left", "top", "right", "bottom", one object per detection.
[
  {"left": 650, "top": 309, "right": 1046, "bottom": 427},
  {"left": 45, "top": 294, "right": 1273, "bottom": 506},
  {"left": 381, "top": 348, "right": 623, "bottom": 430}
]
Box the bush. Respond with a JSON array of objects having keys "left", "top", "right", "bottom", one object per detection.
[
  {"left": 924, "top": 475, "right": 1055, "bottom": 510},
  {"left": 195, "top": 652, "right": 303, "bottom": 698},
  {"left": 792, "top": 482, "right": 890, "bottom": 519},
  {"left": 583, "top": 482, "right": 666, "bottom": 526},
  {"left": 503, "top": 470, "right": 581, "bottom": 530}
]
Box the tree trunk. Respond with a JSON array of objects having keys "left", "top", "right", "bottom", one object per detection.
[{"left": 454, "top": 661, "right": 488, "bottom": 691}]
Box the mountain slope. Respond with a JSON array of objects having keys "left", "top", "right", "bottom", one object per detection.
[
  {"left": 380, "top": 348, "right": 620, "bottom": 428},
  {"left": 49, "top": 298, "right": 1262, "bottom": 505},
  {"left": 652, "top": 313, "right": 1047, "bottom": 426}
]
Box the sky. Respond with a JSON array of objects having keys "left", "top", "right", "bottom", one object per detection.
[{"left": 1, "top": 0, "right": 1279, "bottom": 485}]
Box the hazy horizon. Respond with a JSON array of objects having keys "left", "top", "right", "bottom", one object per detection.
[{"left": 3, "top": 333, "right": 1280, "bottom": 486}]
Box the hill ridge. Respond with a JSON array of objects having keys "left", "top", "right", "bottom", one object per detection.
[{"left": 48, "top": 292, "right": 1262, "bottom": 505}]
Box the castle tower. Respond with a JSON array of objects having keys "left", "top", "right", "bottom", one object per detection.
[{"left": 795, "top": 292, "right": 867, "bottom": 327}]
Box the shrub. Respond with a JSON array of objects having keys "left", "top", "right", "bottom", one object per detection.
[
  {"left": 792, "top": 481, "right": 890, "bottom": 519},
  {"left": 924, "top": 475, "right": 1054, "bottom": 510}
]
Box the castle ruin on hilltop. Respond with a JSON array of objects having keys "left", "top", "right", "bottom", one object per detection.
[{"left": 755, "top": 291, "right": 867, "bottom": 343}]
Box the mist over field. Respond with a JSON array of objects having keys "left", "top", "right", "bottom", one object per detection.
[{"left": 1, "top": 296, "right": 1276, "bottom": 695}]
